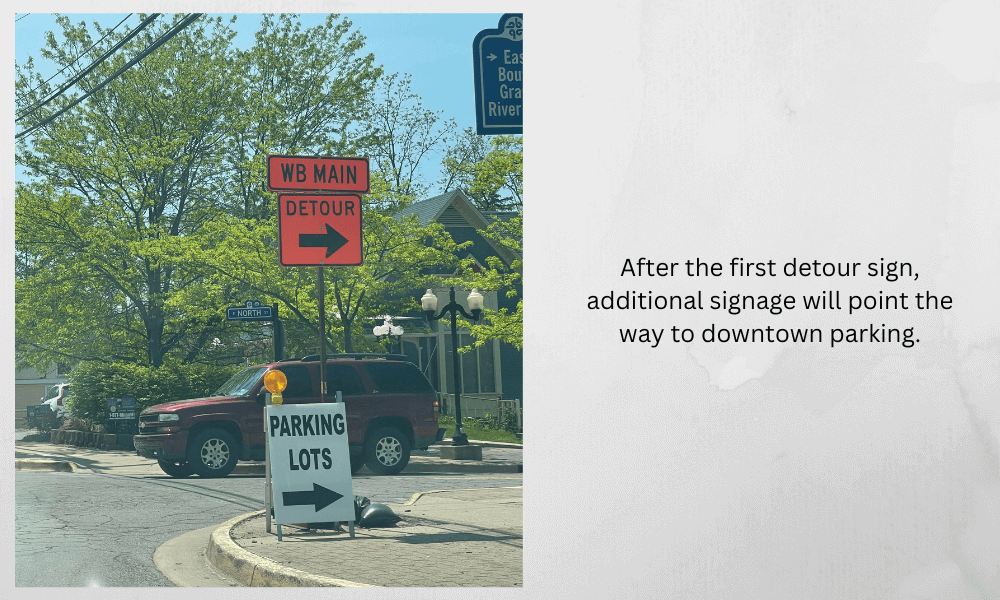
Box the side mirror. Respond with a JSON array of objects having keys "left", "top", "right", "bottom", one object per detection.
[{"left": 255, "top": 391, "right": 267, "bottom": 405}]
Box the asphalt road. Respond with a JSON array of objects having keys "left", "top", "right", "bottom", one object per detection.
[{"left": 15, "top": 469, "right": 523, "bottom": 587}]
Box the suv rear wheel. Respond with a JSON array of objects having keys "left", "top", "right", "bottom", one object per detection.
[
  {"left": 157, "top": 460, "right": 193, "bottom": 478},
  {"left": 187, "top": 429, "right": 238, "bottom": 478},
  {"left": 364, "top": 427, "right": 411, "bottom": 475}
]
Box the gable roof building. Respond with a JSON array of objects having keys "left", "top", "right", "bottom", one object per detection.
[{"left": 392, "top": 189, "right": 523, "bottom": 418}]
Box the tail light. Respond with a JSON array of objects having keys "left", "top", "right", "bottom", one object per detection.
[{"left": 433, "top": 399, "right": 439, "bottom": 412}]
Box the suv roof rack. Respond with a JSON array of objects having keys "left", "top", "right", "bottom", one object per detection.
[{"left": 297, "top": 353, "right": 409, "bottom": 362}]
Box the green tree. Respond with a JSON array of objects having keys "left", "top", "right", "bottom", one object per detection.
[
  {"left": 15, "top": 14, "right": 379, "bottom": 370},
  {"left": 459, "top": 214, "right": 523, "bottom": 350},
  {"left": 223, "top": 13, "right": 379, "bottom": 220},
  {"left": 439, "top": 131, "right": 524, "bottom": 350},
  {"left": 440, "top": 130, "right": 523, "bottom": 212},
  {"left": 361, "top": 72, "right": 456, "bottom": 200},
  {"left": 16, "top": 15, "right": 239, "bottom": 369}
]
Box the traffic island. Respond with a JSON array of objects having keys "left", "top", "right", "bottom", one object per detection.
[
  {"left": 202, "top": 486, "right": 523, "bottom": 587},
  {"left": 438, "top": 444, "right": 483, "bottom": 460}
]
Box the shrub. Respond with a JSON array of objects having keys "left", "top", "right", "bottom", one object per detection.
[
  {"left": 477, "top": 411, "right": 521, "bottom": 434},
  {"left": 67, "top": 360, "right": 240, "bottom": 426}
]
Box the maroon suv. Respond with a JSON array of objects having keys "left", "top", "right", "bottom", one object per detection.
[{"left": 133, "top": 354, "right": 444, "bottom": 478}]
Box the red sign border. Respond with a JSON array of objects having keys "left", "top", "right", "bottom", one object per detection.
[
  {"left": 267, "top": 154, "right": 371, "bottom": 194},
  {"left": 277, "top": 193, "right": 364, "bottom": 267}
]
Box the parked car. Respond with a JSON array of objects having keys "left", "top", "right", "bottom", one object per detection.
[
  {"left": 42, "top": 383, "right": 71, "bottom": 416},
  {"left": 133, "top": 354, "right": 445, "bottom": 478},
  {"left": 26, "top": 383, "right": 71, "bottom": 430}
]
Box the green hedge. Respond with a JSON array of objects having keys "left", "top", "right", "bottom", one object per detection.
[{"left": 67, "top": 360, "right": 241, "bottom": 425}]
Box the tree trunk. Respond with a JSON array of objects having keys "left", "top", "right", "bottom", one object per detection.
[{"left": 342, "top": 317, "right": 354, "bottom": 353}]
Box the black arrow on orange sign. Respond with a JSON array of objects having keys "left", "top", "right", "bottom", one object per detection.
[{"left": 300, "top": 224, "right": 348, "bottom": 257}]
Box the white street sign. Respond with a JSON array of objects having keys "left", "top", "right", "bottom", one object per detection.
[{"left": 266, "top": 403, "right": 355, "bottom": 525}]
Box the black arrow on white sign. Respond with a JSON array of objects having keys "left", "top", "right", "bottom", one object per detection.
[
  {"left": 282, "top": 482, "right": 344, "bottom": 511},
  {"left": 299, "top": 224, "right": 349, "bottom": 257}
]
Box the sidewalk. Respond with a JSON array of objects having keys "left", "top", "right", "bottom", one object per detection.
[{"left": 204, "top": 486, "right": 523, "bottom": 587}]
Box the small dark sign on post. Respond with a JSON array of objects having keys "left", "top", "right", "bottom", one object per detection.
[
  {"left": 26, "top": 404, "right": 56, "bottom": 430},
  {"left": 107, "top": 397, "right": 138, "bottom": 435},
  {"left": 226, "top": 300, "right": 275, "bottom": 322}
]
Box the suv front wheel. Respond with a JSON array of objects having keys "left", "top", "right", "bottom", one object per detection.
[
  {"left": 158, "top": 460, "right": 193, "bottom": 478},
  {"left": 364, "top": 427, "right": 411, "bottom": 475},
  {"left": 187, "top": 429, "right": 238, "bottom": 478}
]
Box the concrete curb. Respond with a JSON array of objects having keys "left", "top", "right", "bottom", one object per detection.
[
  {"left": 402, "top": 484, "right": 524, "bottom": 506},
  {"left": 407, "top": 461, "right": 523, "bottom": 474},
  {"left": 205, "top": 511, "right": 376, "bottom": 587},
  {"left": 14, "top": 458, "right": 87, "bottom": 473},
  {"left": 438, "top": 438, "right": 523, "bottom": 449}
]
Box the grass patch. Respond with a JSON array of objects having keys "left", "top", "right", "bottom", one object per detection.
[{"left": 438, "top": 415, "right": 522, "bottom": 445}]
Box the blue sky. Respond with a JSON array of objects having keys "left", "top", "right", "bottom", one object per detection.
[{"left": 14, "top": 12, "right": 506, "bottom": 192}]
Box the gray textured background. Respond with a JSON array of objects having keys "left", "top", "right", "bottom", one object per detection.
[
  {"left": 6, "top": 1, "right": 999, "bottom": 599},
  {"left": 529, "top": 0, "right": 999, "bottom": 598}
]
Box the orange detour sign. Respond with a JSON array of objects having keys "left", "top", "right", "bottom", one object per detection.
[
  {"left": 278, "top": 194, "right": 363, "bottom": 266},
  {"left": 267, "top": 155, "right": 369, "bottom": 193}
]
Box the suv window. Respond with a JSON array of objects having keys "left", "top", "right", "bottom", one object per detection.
[
  {"left": 214, "top": 367, "right": 267, "bottom": 397},
  {"left": 279, "top": 365, "right": 314, "bottom": 398},
  {"left": 325, "top": 364, "right": 367, "bottom": 396},
  {"left": 363, "top": 362, "right": 435, "bottom": 394}
]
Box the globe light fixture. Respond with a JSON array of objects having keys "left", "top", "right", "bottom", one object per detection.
[{"left": 373, "top": 318, "right": 405, "bottom": 354}]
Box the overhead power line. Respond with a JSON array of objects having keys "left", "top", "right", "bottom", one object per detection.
[
  {"left": 16, "top": 13, "right": 160, "bottom": 122},
  {"left": 16, "top": 13, "right": 136, "bottom": 107},
  {"left": 16, "top": 13, "right": 203, "bottom": 141}
]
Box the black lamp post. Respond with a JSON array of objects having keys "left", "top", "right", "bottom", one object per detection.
[{"left": 422, "top": 286, "right": 484, "bottom": 446}]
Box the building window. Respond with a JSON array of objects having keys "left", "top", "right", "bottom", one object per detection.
[
  {"left": 444, "top": 333, "right": 496, "bottom": 395},
  {"left": 403, "top": 338, "right": 440, "bottom": 392}
]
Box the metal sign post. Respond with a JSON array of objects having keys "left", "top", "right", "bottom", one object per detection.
[
  {"left": 318, "top": 268, "right": 326, "bottom": 404},
  {"left": 335, "top": 390, "right": 353, "bottom": 538},
  {"left": 264, "top": 395, "right": 274, "bottom": 535}
]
